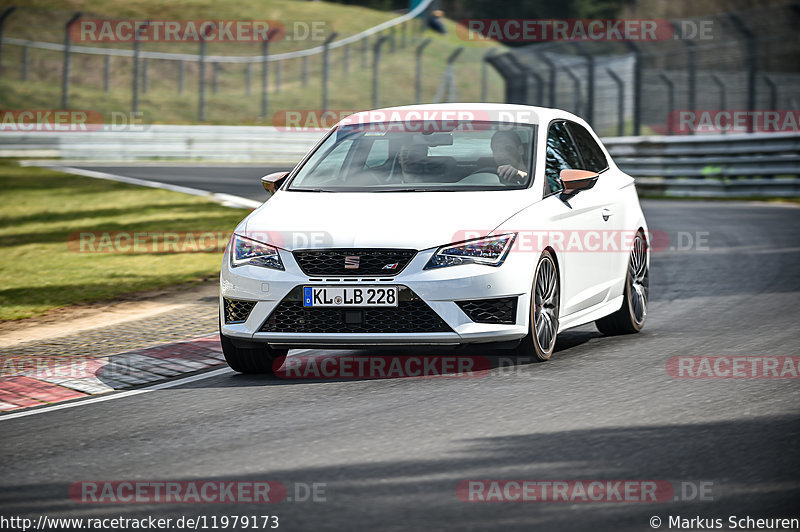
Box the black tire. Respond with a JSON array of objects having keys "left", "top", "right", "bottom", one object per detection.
[
  {"left": 220, "top": 324, "right": 287, "bottom": 374},
  {"left": 516, "top": 250, "right": 560, "bottom": 362},
  {"left": 595, "top": 230, "right": 649, "bottom": 335}
]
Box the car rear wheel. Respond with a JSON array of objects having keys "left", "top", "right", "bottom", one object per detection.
[
  {"left": 220, "top": 323, "right": 287, "bottom": 374},
  {"left": 517, "top": 250, "right": 560, "bottom": 361},
  {"left": 595, "top": 230, "right": 649, "bottom": 335}
]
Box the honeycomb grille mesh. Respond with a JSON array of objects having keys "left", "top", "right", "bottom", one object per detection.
[
  {"left": 223, "top": 298, "right": 256, "bottom": 324},
  {"left": 292, "top": 249, "right": 417, "bottom": 276},
  {"left": 456, "top": 297, "right": 518, "bottom": 325}
]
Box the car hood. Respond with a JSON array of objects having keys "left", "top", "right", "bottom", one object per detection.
[{"left": 242, "top": 190, "right": 537, "bottom": 250}]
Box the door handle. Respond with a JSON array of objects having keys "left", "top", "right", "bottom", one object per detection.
[{"left": 602, "top": 208, "right": 613, "bottom": 221}]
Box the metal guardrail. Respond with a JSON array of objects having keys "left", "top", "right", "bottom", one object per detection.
[
  {"left": 0, "top": 126, "right": 325, "bottom": 162},
  {"left": 604, "top": 131, "right": 800, "bottom": 197},
  {"left": 1, "top": 128, "right": 798, "bottom": 196}
]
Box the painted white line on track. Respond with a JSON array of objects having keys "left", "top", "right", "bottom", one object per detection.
[
  {"left": 0, "top": 367, "right": 234, "bottom": 422},
  {"left": 49, "top": 166, "right": 262, "bottom": 210}
]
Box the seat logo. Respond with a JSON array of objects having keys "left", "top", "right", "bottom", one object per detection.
[{"left": 344, "top": 256, "right": 360, "bottom": 269}]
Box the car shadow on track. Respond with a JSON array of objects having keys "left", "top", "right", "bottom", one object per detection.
[{"left": 214, "top": 329, "right": 604, "bottom": 388}]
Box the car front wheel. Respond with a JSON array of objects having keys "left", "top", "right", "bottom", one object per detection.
[
  {"left": 595, "top": 230, "right": 649, "bottom": 335},
  {"left": 517, "top": 250, "right": 560, "bottom": 361}
]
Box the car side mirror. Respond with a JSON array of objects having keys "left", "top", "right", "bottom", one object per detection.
[
  {"left": 261, "top": 171, "right": 289, "bottom": 195},
  {"left": 559, "top": 169, "right": 598, "bottom": 200}
]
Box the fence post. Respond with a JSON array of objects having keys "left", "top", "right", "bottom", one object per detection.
[
  {"left": 606, "top": 68, "right": 625, "bottom": 137},
  {"left": 132, "top": 20, "right": 149, "bottom": 114},
  {"left": 529, "top": 70, "right": 543, "bottom": 106},
  {"left": 671, "top": 21, "right": 696, "bottom": 135},
  {"left": 481, "top": 49, "right": 497, "bottom": 102},
  {"left": 390, "top": 26, "right": 396, "bottom": 53},
  {"left": 322, "top": 32, "right": 338, "bottom": 112},
  {"left": 433, "top": 48, "right": 464, "bottom": 103},
  {"left": 361, "top": 36, "right": 369, "bottom": 69},
  {"left": 536, "top": 52, "right": 557, "bottom": 108},
  {"left": 62, "top": 12, "right": 82, "bottom": 109},
  {"left": 198, "top": 23, "right": 215, "bottom": 122},
  {"left": 142, "top": 57, "right": 149, "bottom": 94},
  {"left": 415, "top": 38, "right": 431, "bottom": 104},
  {"left": 622, "top": 41, "right": 642, "bottom": 136},
  {"left": 212, "top": 62, "right": 219, "bottom": 94},
  {"left": 245, "top": 62, "right": 252, "bottom": 95},
  {"left": 260, "top": 39, "right": 269, "bottom": 119},
  {"left": 401, "top": 21, "right": 407, "bottom": 49},
  {"left": 103, "top": 54, "right": 109, "bottom": 92},
  {"left": 501, "top": 55, "right": 528, "bottom": 104},
  {"left": 726, "top": 13, "right": 756, "bottom": 133},
  {"left": 710, "top": 74, "right": 726, "bottom": 112},
  {"left": 0, "top": 7, "right": 17, "bottom": 92},
  {"left": 507, "top": 55, "right": 540, "bottom": 106},
  {"left": 178, "top": 60, "right": 184, "bottom": 94},
  {"left": 372, "top": 35, "right": 391, "bottom": 108},
  {"left": 343, "top": 43, "right": 349, "bottom": 74},
  {"left": 302, "top": 55, "right": 309, "bottom": 85},
  {"left": 574, "top": 43, "right": 594, "bottom": 125},
  {"left": 659, "top": 73, "right": 675, "bottom": 135},
  {"left": 762, "top": 74, "right": 777, "bottom": 111},
  {"left": 275, "top": 60, "right": 282, "bottom": 93},
  {"left": 22, "top": 45, "right": 28, "bottom": 82},
  {"left": 562, "top": 67, "right": 582, "bottom": 116}
]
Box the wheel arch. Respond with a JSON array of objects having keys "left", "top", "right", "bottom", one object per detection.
[{"left": 543, "top": 245, "right": 563, "bottom": 319}]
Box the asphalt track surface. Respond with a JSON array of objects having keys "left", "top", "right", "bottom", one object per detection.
[{"left": 1, "top": 166, "right": 799, "bottom": 531}]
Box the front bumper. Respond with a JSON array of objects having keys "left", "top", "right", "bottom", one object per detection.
[{"left": 219, "top": 247, "right": 532, "bottom": 348}]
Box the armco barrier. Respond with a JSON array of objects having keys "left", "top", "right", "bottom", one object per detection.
[
  {"left": 0, "top": 126, "right": 325, "bottom": 163},
  {"left": 1, "top": 127, "right": 798, "bottom": 197},
  {"left": 603, "top": 131, "right": 800, "bottom": 197}
]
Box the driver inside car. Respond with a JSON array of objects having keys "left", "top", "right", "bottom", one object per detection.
[
  {"left": 490, "top": 130, "right": 528, "bottom": 184},
  {"left": 398, "top": 143, "right": 430, "bottom": 183}
]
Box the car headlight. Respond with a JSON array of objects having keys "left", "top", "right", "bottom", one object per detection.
[
  {"left": 230, "top": 234, "right": 285, "bottom": 270},
  {"left": 424, "top": 233, "right": 516, "bottom": 269}
]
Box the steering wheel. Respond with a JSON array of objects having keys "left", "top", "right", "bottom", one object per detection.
[{"left": 471, "top": 166, "right": 499, "bottom": 175}]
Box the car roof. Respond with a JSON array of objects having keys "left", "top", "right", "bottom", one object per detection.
[{"left": 335, "top": 103, "right": 587, "bottom": 129}]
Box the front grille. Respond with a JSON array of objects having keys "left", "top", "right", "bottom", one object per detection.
[
  {"left": 457, "top": 297, "right": 518, "bottom": 325},
  {"left": 223, "top": 298, "right": 256, "bottom": 324},
  {"left": 293, "top": 248, "right": 417, "bottom": 276},
  {"left": 260, "top": 286, "right": 451, "bottom": 334}
]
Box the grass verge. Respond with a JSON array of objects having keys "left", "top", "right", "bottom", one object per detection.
[{"left": 0, "top": 160, "right": 250, "bottom": 320}]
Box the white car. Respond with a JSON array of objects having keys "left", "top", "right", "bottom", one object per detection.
[{"left": 219, "top": 104, "right": 649, "bottom": 373}]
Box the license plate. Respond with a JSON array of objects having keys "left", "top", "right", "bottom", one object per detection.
[{"left": 303, "top": 286, "right": 398, "bottom": 307}]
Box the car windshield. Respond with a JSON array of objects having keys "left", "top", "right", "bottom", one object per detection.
[{"left": 287, "top": 121, "right": 537, "bottom": 192}]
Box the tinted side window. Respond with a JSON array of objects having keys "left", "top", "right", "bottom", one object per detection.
[
  {"left": 568, "top": 123, "right": 608, "bottom": 172},
  {"left": 545, "top": 121, "right": 582, "bottom": 195}
]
